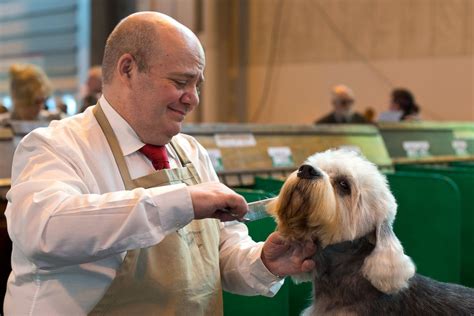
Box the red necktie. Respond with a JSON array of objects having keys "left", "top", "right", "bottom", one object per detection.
[{"left": 139, "top": 144, "right": 170, "bottom": 170}]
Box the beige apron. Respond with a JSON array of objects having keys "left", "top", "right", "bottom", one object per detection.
[{"left": 89, "top": 104, "right": 223, "bottom": 316}]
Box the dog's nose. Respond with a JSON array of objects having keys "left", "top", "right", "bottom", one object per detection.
[{"left": 297, "top": 164, "right": 321, "bottom": 179}]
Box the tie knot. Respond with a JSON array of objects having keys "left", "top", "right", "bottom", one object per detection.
[{"left": 139, "top": 144, "right": 170, "bottom": 170}]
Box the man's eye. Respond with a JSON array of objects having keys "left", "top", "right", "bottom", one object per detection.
[{"left": 173, "top": 79, "right": 187, "bottom": 87}]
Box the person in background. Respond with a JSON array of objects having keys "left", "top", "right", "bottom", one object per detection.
[
  {"left": 4, "top": 12, "right": 316, "bottom": 315},
  {"left": 8, "top": 64, "right": 61, "bottom": 122},
  {"left": 315, "top": 84, "right": 368, "bottom": 124},
  {"left": 79, "top": 65, "right": 102, "bottom": 113},
  {"left": 390, "top": 88, "right": 421, "bottom": 121},
  {"left": 378, "top": 88, "right": 421, "bottom": 122}
]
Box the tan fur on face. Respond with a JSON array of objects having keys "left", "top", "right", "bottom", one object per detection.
[
  {"left": 270, "top": 171, "right": 339, "bottom": 242},
  {"left": 270, "top": 149, "right": 415, "bottom": 293}
]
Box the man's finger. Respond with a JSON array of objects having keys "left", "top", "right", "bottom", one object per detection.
[
  {"left": 301, "top": 259, "right": 316, "bottom": 272},
  {"left": 302, "top": 240, "right": 317, "bottom": 258}
]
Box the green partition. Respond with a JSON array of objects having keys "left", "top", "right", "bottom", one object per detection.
[
  {"left": 394, "top": 165, "right": 474, "bottom": 287},
  {"left": 387, "top": 172, "right": 462, "bottom": 284},
  {"left": 224, "top": 189, "right": 289, "bottom": 316},
  {"left": 378, "top": 121, "right": 474, "bottom": 165},
  {"left": 185, "top": 124, "right": 393, "bottom": 187},
  {"left": 253, "top": 177, "right": 287, "bottom": 195},
  {"left": 449, "top": 161, "right": 474, "bottom": 168}
]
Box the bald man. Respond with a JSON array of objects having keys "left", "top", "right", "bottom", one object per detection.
[
  {"left": 315, "top": 84, "right": 368, "bottom": 124},
  {"left": 4, "top": 12, "right": 316, "bottom": 315}
]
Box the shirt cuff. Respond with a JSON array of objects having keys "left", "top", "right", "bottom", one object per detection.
[
  {"left": 250, "top": 243, "right": 285, "bottom": 294},
  {"left": 148, "top": 183, "right": 194, "bottom": 233}
]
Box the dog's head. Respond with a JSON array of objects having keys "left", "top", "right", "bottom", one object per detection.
[{"left": 269, "top": 148, "right": 415, "bottom": 294}]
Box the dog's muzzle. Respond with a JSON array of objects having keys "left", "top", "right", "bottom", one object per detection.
[{"left": 297, "top": 164, "right": 322, "bottom": 180}]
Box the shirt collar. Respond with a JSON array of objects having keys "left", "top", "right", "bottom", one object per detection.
[{"left": 98, "top": 95, "right": 144, "bottom": 156}]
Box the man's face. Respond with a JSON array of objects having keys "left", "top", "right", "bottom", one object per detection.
[
  {"left": 128, "top": 34, "right": 205, "bottom": 145},
  {"left": 333, "top": 98, "right": 354, "bottom": 114}
]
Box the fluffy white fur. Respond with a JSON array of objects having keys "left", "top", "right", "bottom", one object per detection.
[{"left": 270, "top": 149, "right": 416, "bottom": 294}]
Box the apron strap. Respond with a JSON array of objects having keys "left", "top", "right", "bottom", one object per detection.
[
  {"left": 92, "top": 103, "right": 135, "bottom": 190},
  {"left": 170, "top": 137, "right": 202, "bottom": 184}
]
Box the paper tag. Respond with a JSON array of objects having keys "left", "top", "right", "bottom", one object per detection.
[
  {"left": 452, "top": 140, "right": 468, "bottom": 156},
  {"left": 267, "top": 146, "right": 294, "bottom": 167},
  {"left": 214, "top": 133, "right": 256, "bottom": 148},
  {"left": 207, "top": 148, "right": 224, "bottom": 171},
  {"left": 402, "top": 141, "right": 431, "bottom": 158}
]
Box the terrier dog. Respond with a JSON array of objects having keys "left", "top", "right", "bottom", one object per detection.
[{"left": 270, "top": 149, "right": 474, "bottom": 315}]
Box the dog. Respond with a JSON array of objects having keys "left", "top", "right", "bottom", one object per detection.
[{"left": 269, "top": 149, "right": 474, "bottom": 315}]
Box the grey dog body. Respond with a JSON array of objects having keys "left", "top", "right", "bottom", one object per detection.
[{"left": 310, "top": 235, "right": 474, "bottom": 315}]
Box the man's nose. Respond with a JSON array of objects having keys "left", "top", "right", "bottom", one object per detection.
[
  {"left": 180, "top": 86, "right": 200, "bottom": 107},
  {"left": 297, "top": 164, "right": 322, "bottom": 180}
]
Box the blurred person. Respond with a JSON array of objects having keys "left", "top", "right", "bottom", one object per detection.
[
  {"left": 8, "top": 64, "right": 61, "bottom": 122},
  {"left": 315, "top": 84, "right": 368, "bottom": 124},
  {"left": 390, "top": 88, "right": 420, "bottom": 121},
  {"left": 378, "top": 88, "right": 421, "bottom": 122},
  {"left": 79, "top": 65, "right": 102, "bottom": 113},
  {"left": 4, "top": 12, "right": 316, "bottom": 315}
]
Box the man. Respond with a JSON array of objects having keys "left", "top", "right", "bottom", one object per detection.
[
  {"left": 315, "top": 84, "right": 368, "bottom": 124},
  {"left": 4, "top": 12, "right": 315, "bottom": 315}
]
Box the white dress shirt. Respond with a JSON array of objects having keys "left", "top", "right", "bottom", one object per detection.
[{"left": 4, "top": 96, "right": 282, "bottom": 315}]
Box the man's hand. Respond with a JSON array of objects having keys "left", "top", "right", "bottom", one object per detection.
[
  {"left": 188, "top": 182, "right": 248, "bottom": 222},
  {"left": 261, "top": 232, "right": 317, "bottom": 278}
]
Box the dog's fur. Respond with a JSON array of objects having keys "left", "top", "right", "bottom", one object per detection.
[{"left": 269, "top": 149, "right": 474, "bottom": 315}]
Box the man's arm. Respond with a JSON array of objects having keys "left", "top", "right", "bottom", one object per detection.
[{"left": 6, "top": 133, "right": 246, "bottom": 270}]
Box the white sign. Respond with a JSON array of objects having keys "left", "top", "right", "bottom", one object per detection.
[
  {"left": 452, "top": 140, "right": 468, "bottom": 156},
  {"left": 402, "top": 141, "right": 431, "bottom": 158},
  {"left": 267, "top": 146, "right": 294, "bottom": 167},
  {"left": 214, "top": 133, "right": 257, "bottom": 148}
]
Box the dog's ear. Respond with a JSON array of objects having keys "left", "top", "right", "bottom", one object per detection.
[{"left": 361, "top": 219, "right": 415, "bottom": 294}]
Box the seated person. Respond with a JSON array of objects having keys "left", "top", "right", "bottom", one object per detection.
[
  {"left": 315, "top": 84, "right": 368, "bottom": 124},
  {"left": 391, "top": 88, "right": 421, "bottom": 121},
  {"left": 378, "top": 88, "right": 421, "bottom": 122}
]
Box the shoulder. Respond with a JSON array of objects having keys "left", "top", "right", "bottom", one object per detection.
[
  {"left": 19, "top": 109, "right": 102, "bottom": 155},
  {"left": 315, "top": 112, "right": 336, "bottom": 124}
]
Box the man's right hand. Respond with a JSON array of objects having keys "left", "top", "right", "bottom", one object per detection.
[{"left": 188, "top": 182, "right": 248, "bottom": 222}]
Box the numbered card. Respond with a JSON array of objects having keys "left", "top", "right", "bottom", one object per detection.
[
  {"left": 402, "top": 141, "right": 431, "bottom": 158},
  {"left": 267, "top": 146, "right": 294, "bottom": 167},
  {"left": 452, "top": 140, "right": 468, "bottom": 156}
]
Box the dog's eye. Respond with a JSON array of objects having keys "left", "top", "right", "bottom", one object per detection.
[{"left": 335, "top": 178, "right": 351, "bottom": 195}]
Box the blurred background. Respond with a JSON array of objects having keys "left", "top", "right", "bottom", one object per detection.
[
  {"left": 0, "top": 0, "right": 472, "bottom": 123},
  {"left": 1, "top": 2, "right": 474, "bottom": 314}
]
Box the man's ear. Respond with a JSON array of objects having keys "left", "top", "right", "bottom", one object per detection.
[{"left": 117, "top": 53, "right": 135, "bottom": 82}]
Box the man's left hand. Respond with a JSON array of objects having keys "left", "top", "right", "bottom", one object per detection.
[{"left": 261, "top": 232, "right": 317, "bottom": 278}]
